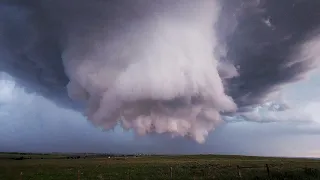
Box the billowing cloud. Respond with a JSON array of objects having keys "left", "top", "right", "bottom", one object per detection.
[
  {"left": 0, "top": 0, "right": 320, "bottom": 143},
  {"left": 2, "top": 74, "right": 320, "bottom": 156}
]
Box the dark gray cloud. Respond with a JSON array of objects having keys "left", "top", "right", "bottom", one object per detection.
[
  {"left": 0, "top": 0, "right": 74, "bottom": 109},
  {"left": 222, "top": 0, "right": 320, "bottom": 106}
]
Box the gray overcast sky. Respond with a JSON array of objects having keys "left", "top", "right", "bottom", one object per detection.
[{"left": 1, "top": 72, "right": 320, "bottom": 157}]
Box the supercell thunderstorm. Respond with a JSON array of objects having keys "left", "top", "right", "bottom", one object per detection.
[{"left": 1, "top": 0, "right": 320, "bottom": 143}]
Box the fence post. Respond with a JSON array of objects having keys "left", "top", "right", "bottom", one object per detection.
[
  {"left": 78, "top": 170, "right": 80, "bottom": 180},
  {"left": 20, "top": 172, "right": 23, "bottom": 180},
  {"left": 265, "top": 164, "right": 270, "bottom": 177},
  {"left": 170, "top": 167, "right": 173, "bottom": 179},
  {"left": 128, "top": 170, "right": 130, "bottom": 180},
  {"left": 237, "top": 165, "right": 242, "bottom": 178}
]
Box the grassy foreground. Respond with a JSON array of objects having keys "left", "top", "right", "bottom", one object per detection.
[{"left": 1, "top": 153, "right": 320, "bottom": 180}]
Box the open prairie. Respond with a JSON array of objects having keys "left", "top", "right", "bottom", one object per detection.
[{"left": 1, "top": 153, "right": 320, "bottom": 180}]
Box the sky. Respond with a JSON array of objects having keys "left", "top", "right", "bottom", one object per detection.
[
  {"left": 1, "top": 71, "right": 320, "bottom": 157},
  {"left": 1, "top": 0, "right": 320, "bottom": 157}
]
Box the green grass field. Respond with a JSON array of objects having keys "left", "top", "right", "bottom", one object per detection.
[{"left": 1, "top": 153, "right": 320, "bottom": 180}]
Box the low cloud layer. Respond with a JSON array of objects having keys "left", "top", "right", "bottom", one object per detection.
[{"left": 1, "top": 75, "right": 320, "bottom": 156}]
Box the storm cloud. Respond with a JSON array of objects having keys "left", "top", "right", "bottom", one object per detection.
[{"left": 0, "top": 0, "right": 320, "bottom": 143}]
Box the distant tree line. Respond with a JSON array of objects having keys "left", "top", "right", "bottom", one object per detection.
[{"left": 0, "top": 152, "right": 156, "bottom": 161}]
